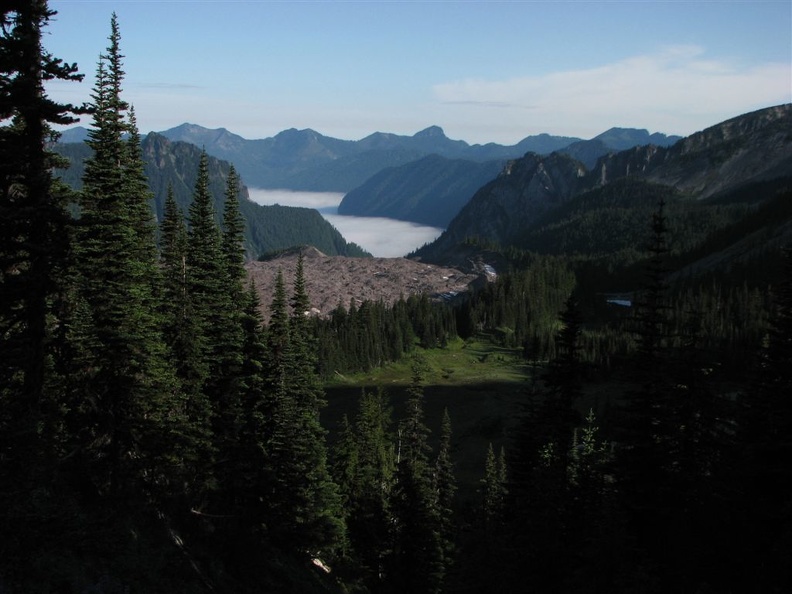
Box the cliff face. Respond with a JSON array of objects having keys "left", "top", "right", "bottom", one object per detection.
[
  {"left": 645, "top": 103, "right": 792, "bottom": 197},
  {"left": 596, "top": 104, "right": 792, "bottom": 197}
]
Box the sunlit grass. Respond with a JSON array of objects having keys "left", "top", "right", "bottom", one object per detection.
[{"left": 325, "top": 336, "right": 533, "bottom": 388}]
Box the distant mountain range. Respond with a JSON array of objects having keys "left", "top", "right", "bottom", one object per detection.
[
  {"left": 57, "top": 122, "right": 684, "bottom": 242},
  {"left": 60, "top": 122, "right": 680, "bottom": 192},
  {"left": 158, "top": 123, "right": 681, "bottom": 192}
]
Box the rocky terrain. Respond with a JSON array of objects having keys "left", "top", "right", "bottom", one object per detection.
[{"left": 246, "top": 246, "right": 484, "bottom": 318}]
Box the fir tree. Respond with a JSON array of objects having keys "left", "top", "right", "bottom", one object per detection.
[
  {"left": 732, "top": 246, "right": 792, "bottom": 591},
  {"left": 341, "top": 387, "right": 396, "bottom": 586},
  {"left": 481, "top": 443, "right": 505, "bottom": 535},
  {"left": 159, "top": 186, "right": 213, "bottom": 495},
  {"left": 0, "top": 0, "right": 83, "bottom": 409},
  {"left": 0, "top": 1, "right": 84, "bottom": 585},
  {"left": 186, "top": 149, "right": 244, "bottom": 495},
  {"left": 221, "top": 164, "right": 246, "bottom": 307},
  {"left": 434, "top": 408, "right": 457, "bottom": 573},
  {"left": 69, "top": 13, "right": 183, "bottom": 501},
  {"left": 388, "top": 356, "right": 445, "bottom": 594},
  {"left": 262, "top": 269, "right": 346, "bottom": 558}
]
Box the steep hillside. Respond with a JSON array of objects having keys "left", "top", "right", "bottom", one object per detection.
[
  {"left": 53, "top": 134, "right": 369, "bottom": 258},
  {"left": 416, "top": 104, "right": 792, "bottom": 270},
  {"left": 337, "top": 154, "right": 506, "bottom": 227},
  {"left": 416, "top": 152, "right": 588, "bottom": 260},
  {"left": 597, "top": 104, "right": 792, "bottom": 196}
]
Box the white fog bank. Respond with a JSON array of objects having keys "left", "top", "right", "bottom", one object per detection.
[{"left": 247, "top": 189, "right": 444, "bottom": 258}]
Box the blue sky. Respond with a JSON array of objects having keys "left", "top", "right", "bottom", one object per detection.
[{"left": 47, "top": 0, "right": 791, "bottom": 144}]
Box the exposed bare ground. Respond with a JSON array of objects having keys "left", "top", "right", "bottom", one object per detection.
[{"left": 245, "top": 246, "right": 483, "bottom": 318}]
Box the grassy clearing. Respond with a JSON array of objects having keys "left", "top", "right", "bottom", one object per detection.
[{"left": 325, "top": 336, "right": 533, "bottom": 388}]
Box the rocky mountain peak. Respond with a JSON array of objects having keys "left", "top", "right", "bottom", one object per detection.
[{"left": 414, "top": 125, "right": 447, "bottom": 138}]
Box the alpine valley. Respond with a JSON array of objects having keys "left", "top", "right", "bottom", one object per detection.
[{"left": 5, "top": 7, "right": 792, "bottom": 591}]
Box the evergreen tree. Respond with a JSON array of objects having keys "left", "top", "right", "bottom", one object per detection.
[
  {"left": 69, "top": 13, "right": 183, "bottom": 501},
  {"left": 159, "top": 186, "right": 213, "bottom": 495},
  {"left": 388, "top": 356, "right": 445, "bottom": 594},
  {"left": 338, "top": 387, "right": 396, "bottom": 587},
  {"left": 0, "top": 0, "right": 82, "bottom": 409},
  {"left": 290, "top": 256, "right": 347, "bottom": 556},
  {"left": 186, "top": 149, "right": 244, "bottom": 496},
  {"left": 732, "top": 246, "right": 792, "bottom": 591},
  {"left": 434, "top": 408, "right": 457, "bottom": 573},
  {"left": 262, "top": 269, "right": 346, "bottom": 558},
  {"left": 221, "top": 164, "right": 246, "bottom": 307},
  {"left": 481, "top": 443, "right": 505, "bottom": 535},
  {"left": 611, "top": 197, "right": 692, "bottom": 588},
  {"left": 0, "top": 1, "right": 84, "bottom": 585}
]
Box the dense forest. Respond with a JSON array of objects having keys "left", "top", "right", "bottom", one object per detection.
[{"left": 2, "top": 4, "right": 791, "bottom": 593}]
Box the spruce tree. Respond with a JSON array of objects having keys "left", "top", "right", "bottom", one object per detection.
[
  {"left": 732, "top": 246, "right": 792, "bottom": 591},
  {"left": 611, "top": 197, "right": 685, "bottom": 588},
  {"left": 0, "top": 0, "right": 82, "bottom": 409},
  {"left": 261, "top": 269, "right": 346, "bottom": 557},
  {"left": 339, "top": 387, "right": 396, "bottom": 585},
  {"left": 434, "top": 408, "right": 457, "bottom": 573},
  {"left": 159, "top": 186, "right": 213, "bottom": 494},
  {"left": 69, "top": 13, "right": 183, "bottom": 501},
  {"left": 481, "top": 443, "right": 505, "bottom": 536},
  {"left": 186, "top": 149, "right": 244, "bottom": 496},
  {"left": 0, "top": 1, "right": 84, "bottom": 585},
  {"left": 221, "top": 164, "right": 246, "bottom": 303},
  {"left": 388, "top": 356, "right": 444, "bottom": 594},
  {"left": 290, "top": 256, "right": 347, "bottom": 556}
]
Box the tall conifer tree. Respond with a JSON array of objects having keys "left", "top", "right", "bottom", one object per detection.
[
  {"left": 388, "top": 357, "right": 445, "bottom": 594},
  {"left": 159, "top": 186, "right": 213, "bottom": 494},
  {"left": 434, "top": 408, "right": 457, "bottom": 574},
  {"left": 0, "top": 1, "right": 84, "bottom": 584},
  {"left": 186, "top": 150, "right": 244, "bottom": 495},
  {"left": 70, "top": 13, "right": 183, "bottom": 500}
]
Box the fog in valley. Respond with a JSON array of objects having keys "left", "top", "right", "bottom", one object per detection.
[{"left": 247, "top": 189, "right": 444, "bottom": 258}]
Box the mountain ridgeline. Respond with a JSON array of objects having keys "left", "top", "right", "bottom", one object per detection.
[
  {"left": 155, "top": 122, "right": 680, "bottom": 192},
  {"left": 53, "top": 134, "right": 369, "bottom": 258},
  {"left": 415, "top": 104, "right": 792, "bottom": 276}
]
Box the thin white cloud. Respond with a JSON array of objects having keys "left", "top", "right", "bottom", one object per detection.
[{"left": 432, "top": 45, "right": 791, "bottom": 138}]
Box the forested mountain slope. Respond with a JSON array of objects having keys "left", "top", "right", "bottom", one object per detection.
[
  {"left": 337, "top": 154, "right": 506, "bottom": 227},
  {"left": 54, "top": 134, "right": 369, "bottom": 258},
  {"left": 416, "top": 104, "right": 792, "bottom": 269}
]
